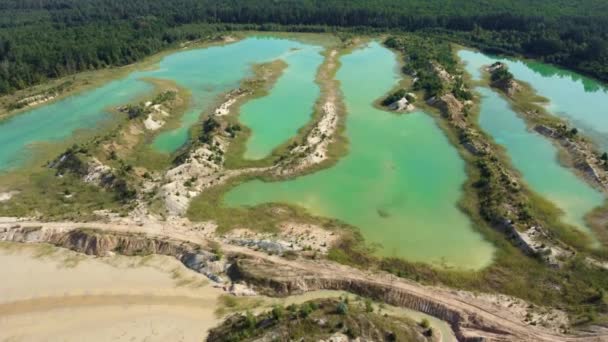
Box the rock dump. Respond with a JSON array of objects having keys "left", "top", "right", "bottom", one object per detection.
[
  {"left": 427, "top": 93, "right": 464, "bottom": 120},
  {"left": 143, "top": 103, "right": 170, "bottom": 130},
  {"left": 487, "top": 61, "right": 521, "bottom": 97},
  {"left": 388, "top": 96, "right": 415, "bottom": 112},
  {"left": 534, "top": 123, "right": 608, "bottom": 192},
  {"left": 221, "top": 222, "right": 338, "bottom": 256}
]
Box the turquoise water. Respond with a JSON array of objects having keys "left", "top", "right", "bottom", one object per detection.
[
  {"left": 0, "top": 77, "right": 152, "bottom": 171},
  {"left": 0, "top": 37, "right": 321, "bottom": 171},
  {"left": 477, "top": 87, "right": 604, "bottom": 236},
  {"left": 458, "top": 49, "right": 606, "bottom": 237},
  {"left": 147, "top": 38, "right": 322, "bottom": 153},
  {"left": 240, "top": 47, "right": 323, "bottom": 159},
  {"left": 224, "top": 43, "right": 495, "bottom": 269},
  {"left": 459, "top": 50, "right": 608, "bottom": 150}
]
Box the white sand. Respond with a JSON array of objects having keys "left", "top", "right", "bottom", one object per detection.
[
  {"left": 0, "top": 191, "right": 18, "bottom": 203},
  {"left": 0, "top": 243, "right": 223, "bottom": 342},
  {"left": 144, "top": 114, "right": 165, "bottom": 130}
]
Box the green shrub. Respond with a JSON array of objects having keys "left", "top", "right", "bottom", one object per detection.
[
  {"left": 491, "top": 66, "right": 514, "bottom": 83},
  {"left": 381, "top": 89, "right": 406, "bottom": 106},
  {"left": 336, "top": 302, "right": 348, "bottom": 315},
  {"left": 272, "top": 305, "right": 285, "bottom": 321}
]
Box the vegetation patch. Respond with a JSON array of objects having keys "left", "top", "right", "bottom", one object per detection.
[{"left": 208, "top": 298, "right": 432, "bottom": 342}]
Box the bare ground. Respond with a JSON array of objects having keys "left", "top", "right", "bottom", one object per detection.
[{"left": 1, "top": 218, "right": 606, "bottom": 341}]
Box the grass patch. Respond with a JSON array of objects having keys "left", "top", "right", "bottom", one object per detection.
[
  {"left": 0, "top": 169, "right": 126, "bottom": 220},
  {"left": 215, "top": 294, "right": 267, "bottom": 317}
]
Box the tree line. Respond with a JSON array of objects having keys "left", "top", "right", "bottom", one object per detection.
[{"left": 0, "top": 0, "right": 607, "bottom": 95}]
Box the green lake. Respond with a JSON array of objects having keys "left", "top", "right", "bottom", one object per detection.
[
  {"left": 459, "top": 49, "right": 605, "bottom": 238},
  {"left": 9, "top": 37, "right": 603, "bottom": 267},
  {"left": 148, "top": 38, "right": 323, "bottom": 154},
  {"left": 476, "top": 87, "right": 604, "bottom": 237},
  {"left": 224, "top": 43, "right": 496, "bottom": 269},
  {"left": 459, "top": 49, "right": 608, "bottom": 151},
  {"left": 0, "top": 37, "right": 320, "bottom": 171},
  {"left": 0, "top": 77, "right": 152, "bottom": 171},
  {"left": 240, "top": 46, "right": 323, "bottom": 160}
]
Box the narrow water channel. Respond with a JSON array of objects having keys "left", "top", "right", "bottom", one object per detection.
[
  {"left": 476, "top": 87, "right": 604, "bottom": 237},
  {"left": 224, "top": 43, "right": 496, "bottom": 269},
  {"left": 459, "top": 49, "right": 608, "bottom": 150},
  {"left": 458, "top": 50, "right": 606, "bottom": 239},
  {"left": 239, "top": 46, "right": 323, "bottom": 160}
]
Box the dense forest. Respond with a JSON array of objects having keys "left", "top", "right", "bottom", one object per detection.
[{"left": 1, "top": 0, "right": 607, "bottom": 94}]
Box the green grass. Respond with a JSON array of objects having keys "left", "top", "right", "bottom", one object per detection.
[
  {"left": 215, "top": 294, "right": 267, "bottom": 317},
  {"left": 0, "top": 170, "right": 126, "bottom": 220}
]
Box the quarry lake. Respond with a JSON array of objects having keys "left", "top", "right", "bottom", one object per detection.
[
  {"left": 4, "top": 37, "right": 608, "bottom": 268},
  {"left": 224, "top": 42, "right": 496, "bottom": 269},
  {"left": 459, "top": 50, "right": 606, "bottom": 240},
  {"left": 0, "top": 37, "right": 321, "bottom": 171},
  {"left": 459, "top": 49, "right": 608, "bottom": 151}
]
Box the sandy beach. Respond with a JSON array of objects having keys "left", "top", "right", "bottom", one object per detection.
[{"left": 0, "top": 243, "right": 222, "bottom": 342}]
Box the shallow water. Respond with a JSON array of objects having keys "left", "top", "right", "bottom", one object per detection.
[
  {"left": 224, "top": 43, "right": 495, "bottom": 269},
  {"left": 0, "top": 37, "right": 321, "bottom": 171},
  {"left": 147, "top": 38, "right": 322, "bottom": 154},
  {"left": 476, "top": 87, "right": 604, "bottom": 237},
  {"left": 459, "top": 49, "right": 608, "bottom": 150},
  {"left": 240, "top": 46, "right": 323, "bottom": 159},
  {"left": 0, "top": 77, "right": 152, "bottom": 171}
]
